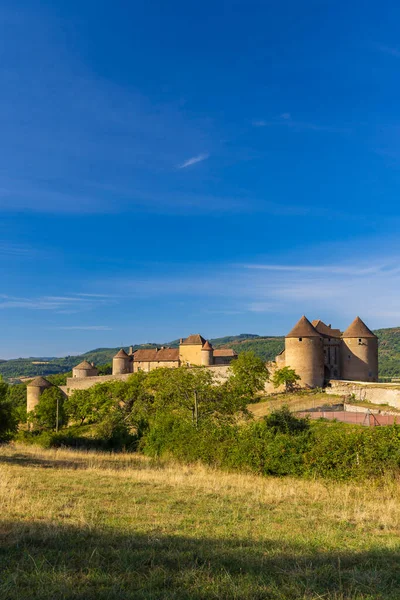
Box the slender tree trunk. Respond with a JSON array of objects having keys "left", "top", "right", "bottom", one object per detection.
[
  {"left": 194, "top": 390, "right": 199, "bottom": 428},
  {"left": 56, "top": 397, "right": 59, "bottom": 432}
]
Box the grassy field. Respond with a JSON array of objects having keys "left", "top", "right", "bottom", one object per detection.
[{"left": 1, "top": 444, "right": 400, "bottom": 599}]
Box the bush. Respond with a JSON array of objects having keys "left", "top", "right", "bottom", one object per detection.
[
  {"left": 264, "top": 406, "right": 310, "bottom": 435},
  {"left": 141, "top": 409, "right": 400, "bottom": 481}
]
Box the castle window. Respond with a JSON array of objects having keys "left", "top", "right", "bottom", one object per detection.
[
  {"left": 348, "top": 355, "right": 351, "bottom": 359},
  {"left": 358, "top": 338, "right": 362, "bottom": 344},
  {"left": 299, "top": 337, "right": 302, "bottom": 342}
]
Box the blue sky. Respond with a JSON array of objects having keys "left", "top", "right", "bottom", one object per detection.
[{"left": 1, "top": 0, "right": 400, "bottom": 358}]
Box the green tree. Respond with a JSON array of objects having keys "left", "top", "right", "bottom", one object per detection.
[
  {"left": 228, "top": 351, "right": 269, "bottom": 401},
  {"left": 64, "top": 389, "right": 93, "bottom": 425},
  {"left": 6, "top": 383, "right": 27, "bottom": 423},
  {"left": 30, "top": 387, "right": 66, "bottom": 431},
  {"left": 97, "top": 363, "right": 112, "bottom": 375},
  {"left": 0, "top": 376, "right": 18, "bottom": 442},
  {"left": 265, "top": 405, "right": 310, "bottom": 435},
  {"left": 145, "top": 367, "right": 219, "bottom": 427},
  {"left": 272, "top": 366, "right": 301, "bottom": 392}
]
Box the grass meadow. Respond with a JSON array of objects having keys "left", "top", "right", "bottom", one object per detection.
[{"left": 1, "top": 443, "right": 400, "bottom": 599}]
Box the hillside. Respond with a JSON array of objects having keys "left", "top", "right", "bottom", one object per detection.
[{"left": 1, "top": 328, "right": 400, "bottom": 380}]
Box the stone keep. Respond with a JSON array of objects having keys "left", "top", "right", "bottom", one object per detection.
[
  {"left": 341, "top": 317, "right": 378, "bottom": 382},
  {"left": 284, "top": 316, "right": 325, "bottom": 388},
  {"left": 112, "top": 349, "right": 132, "bottom": 375}
]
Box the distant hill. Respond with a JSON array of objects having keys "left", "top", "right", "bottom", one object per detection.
[{"left": 1, "top": 328, "right": 399, "bottom": 381}]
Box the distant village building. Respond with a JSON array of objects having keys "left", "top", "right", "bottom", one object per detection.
[{"left": 274, "top": 316, "right": 378, "bottom": 388}]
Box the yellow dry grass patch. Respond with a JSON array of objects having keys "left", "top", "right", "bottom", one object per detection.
[{"left": 1, "top": 443, "right": 400, "bottom": 599}]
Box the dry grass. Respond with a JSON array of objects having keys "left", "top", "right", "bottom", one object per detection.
[
  {"left": 1, "top": 443, "right": 400, "bottom": 599},
  {"left": 249, "top": 392, "right": 344, "bottom": 419}
]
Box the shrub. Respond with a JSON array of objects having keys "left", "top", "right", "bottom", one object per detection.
[{"left": 264, "top": 406, "right": 310, "bottom": 435}]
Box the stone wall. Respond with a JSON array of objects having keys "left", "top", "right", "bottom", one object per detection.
[
  {"left": 133, "top": 360, "right": 180, "bottom": 373},
  {"left": 61, "top": 365, "right": 232, "bottom": 396},
  {"left": 326, "top": 379, "right": 400, "bottom": 410},
  {"left": 62, "top": 373, "right": 132, "bottom": 394}
]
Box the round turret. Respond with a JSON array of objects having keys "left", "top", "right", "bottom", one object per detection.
[
  {"left": 112, "top": 349, "right": 131, "bottom": 375},
  {"left": 26, "top": 376, "right": 53, "bottom": 416},
  {"left": 341, "top": 317, "right": 378, "bottom": 382},
  {"left": 285, "top": 316, "right": 324, "bottom": 388},
  {"left": 201, "top": 340, "right": 214, "bottom": 366},
  {"left": 72, "top": 360, "right": 98, "bottom": 379}
]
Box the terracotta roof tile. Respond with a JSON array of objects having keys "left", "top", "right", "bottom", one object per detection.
[
  {"left": 74, "top": 360, "right": 95, "bottom": 370},
  {"left": 342, "top": 317, "right": 376, "bottom": 338},
  {"left": 311, "top": 320, "right": 341, "bottom": 338},
  {"left": 134, "top": 348, "right": 180, "bottom": 361},
  {"left": 181, "top": 334, "right": 207, "bottom": 346},
  {"left": 213, "top": 349, "right": 237, "bottom": 357},
  {"left": 286, "top": 316, "right": 321, "bottom": 338},
  {"left": 27, "top": 376, "right": 53, "bottom": 388},
  {"left": 114, "top": 349, "right": 129, "bottom": 359},
  {"left": 202, "top": 340, "right": 213, "bottom": 350}
]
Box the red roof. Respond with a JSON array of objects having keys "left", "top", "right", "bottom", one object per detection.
[
  {"left": 202, "top": 340, "right": 213, "bottom": 350},
  {"left": 342, "top": 317, "right": 376, "bottom": 338},
  {"left": 213, "top": 349, "right": 237, "bottom": 357},
  {"left": 133, "top": 348, "right": 180, "bottom": 361},
  {"left": 286, "top": 316, "right": 321, "bottom": 338},
  {"left": 114, "top": 349, "right": 129, "bottom": 359},
  {"left": 181, "top": 334, "right": 207, "bottom": 345},
  {"left": 311, "top": 320, "right": 341, "bottom": 339}
]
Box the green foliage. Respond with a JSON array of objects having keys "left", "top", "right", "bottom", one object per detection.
[
  {"left": 264, "top": 406, "right": 310, "bottom": 435},
  {"left": 6, "top": 383, "right": 27, "bottom": 423},
  {"left": 46, "top": 372, "right": 71, "bottom": 386},
  {"left": 64, "top": 389, "right": 94, "bottom": 425},
  {"left": 97, "top": 363, "right": 112, "bottom": 375},
  {"left": 0, "top": 376, "right": 18, "bottom": 442},
  {"left": 29, "top": 387, "right": 66, "bottom": 431},
  {"left": 228, "top": 351, "right": 269, "bottom": 401},
  {"left": 272, "top": 366, "right": 301, "bottom": 391}
]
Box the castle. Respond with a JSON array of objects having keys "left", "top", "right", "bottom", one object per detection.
[
  {"left": 26, "top": 318, "right": 379, "bottom": 418},
  {"left": 274, "top": 315, "right": 378, "bottom": 388},
  {"left": 72, "top": 334, "right": 237, "bottom": 379}
]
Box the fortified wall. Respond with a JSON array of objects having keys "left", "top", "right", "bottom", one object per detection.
[
  {"left": 326, "top": 380, "right": 400, "bottom": 410},
  {"left": 60, "top": 365, "right": 231, "bottom": 396}
]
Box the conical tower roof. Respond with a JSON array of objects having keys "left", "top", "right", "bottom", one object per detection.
[
  {"left": 202, "top": 340, "right": 213, "bottom": 350},
  {"left": 114, "top": 349, "right": 129, "bottom": 359},
  {"left": 286, "top": 316, "right": 321, "bottom": 338},
  {"left": 74, "top": 360, "right": 94, "bottom": 370},
  {"left": 27, "top": 376, "right": 53, "bottom": 388},
  {"left": 342, "top": 317, "right": 376, "bottom": 338}
]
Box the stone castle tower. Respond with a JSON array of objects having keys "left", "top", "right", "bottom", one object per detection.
[
  {"left": 276, "top": 315, "right": 378, "bottom": 387},
  {"left": 341, "top": 317, "right": 378, "bottom": 382},
  {"left": 284, "top": 316, "right": 325, "bottom": 388}
]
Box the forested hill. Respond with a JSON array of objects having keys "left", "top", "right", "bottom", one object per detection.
[{"left": 1, "top": 328, "right": 400, "bottom": 380}]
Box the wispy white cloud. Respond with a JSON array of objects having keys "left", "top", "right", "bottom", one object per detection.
[
  {"left": 252, "top": 114, "right": 349, "bottom": 134},
  {"left": 0, "top": 242, "right": 34, "bottom": 257},
  {"left": 0, "top": 294, "right": 116, "bottom": 311},
  {"left": 103, "top": 248, "right": 400, "bottom": 329},
  {"left": 243, "top": 263, "right": 382, "bottom": 275},
  {"left": 178, "top": 153, "right": 209, "bottom": 169}
]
